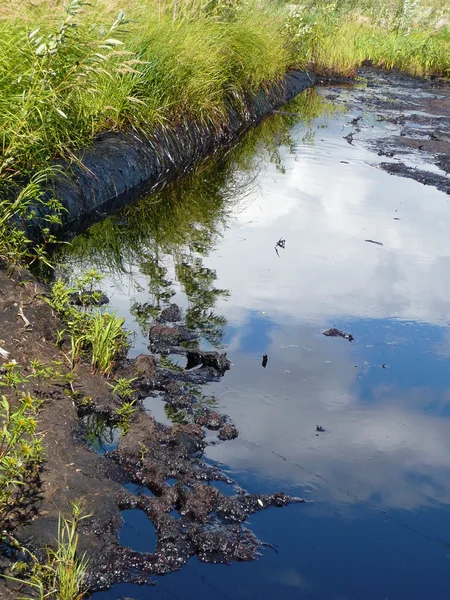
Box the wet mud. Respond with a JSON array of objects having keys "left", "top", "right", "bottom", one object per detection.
[
  {"left": 0, "top": 265, "right": 302, "bottom": 596},
  {"left": 320, "top": 69, "right": 450, "bottom": 194}
]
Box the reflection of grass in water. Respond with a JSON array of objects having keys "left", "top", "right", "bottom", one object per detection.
[
  {"left": 64, "top": 87, "right": 333, "bottom": 272},
  {"left": 63, "top": 88, "right": 334, "bottom": 345},
  {"left": 82, "top": 414, "right": 119, "bottom": 453},
  {"left": 159, "top": 356, "right": 184, "bottom": 372},
  {"left": 164, "top": 404, "right": 191, "bottom": 426},
  {"left": 64, "top": 88, "right": 334, "bottom": 274},
  {"left": 164, "top": 386, "right": 218, "bottom": 426}
]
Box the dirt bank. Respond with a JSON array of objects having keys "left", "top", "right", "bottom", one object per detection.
[{"left": 0, "top": 265, "right": 303, "bottom": 597}]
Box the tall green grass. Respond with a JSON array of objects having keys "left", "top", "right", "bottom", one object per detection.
[
  {"left": 6, "top": 503, "right": 88, "bottom": 600},
  {"left": 0, "top": 0, "right": 293, "bottom": 262},
  {"left": 0, "top": 0, "right": 448, "bottom": 265},
  {"left": 287, "top": 0, "right": 450, "bottom": 77},
  {"left": 0, "top": 0, "right": 292, "bottom": 191}
]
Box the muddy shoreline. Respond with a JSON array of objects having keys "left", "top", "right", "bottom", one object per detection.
[
  {"left": 0, "top": 267, "right": 303, "bottom": 597},
  {"left": 319, "top": 69, "right": 450, "bottom": 194}
]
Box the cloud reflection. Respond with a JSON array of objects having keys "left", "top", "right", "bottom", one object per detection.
[{"left": 203, "top": 126, "right": 450, "bottom": 512}]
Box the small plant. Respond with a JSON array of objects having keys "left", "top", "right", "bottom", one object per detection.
[
  {"left": 116, "top": 401, "right": 137, "bottom": 421},
  {"left": 72, "top": 270, "right": 106, "bottom": 310},
  {"left": 89, "top": 311, "right": 130, "bottom": 376},
  {"left": 5, "top": 502, "right": 89, "bottom": 600},
  {"left": 0, "top": 361, "right": 28, "bottom": 389},
  {"left": 0, "top": 393, "right": 42, "bottom": 524},
  {"left": 108, "top": 377, "right": 137, "bottom": 399},
  {"left": 48, "top": 273, "right": 130, "bottom": 377},
  {"left": 0, "top": 170, "right": 63, "bottom": 268},
  {"left": 30, "top": 360, "right": 56, "bottom": 380},
  {"left": 116, "top": 400, "right": 137, "bottom": 434}
]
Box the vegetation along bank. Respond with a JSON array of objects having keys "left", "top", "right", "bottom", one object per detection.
[
  {"left": 0, "top": 0, "right": 449, "bottom": 255},
  {"left": 0, "top": 0, "right": 449, "bottom": 597}
]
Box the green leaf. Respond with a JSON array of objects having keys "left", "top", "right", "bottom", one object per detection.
[
  {"left": 28, "top": 27, "right": 40, "bottom": 40},
  {"left": 103, "top": 38, "right": 124, "bottom": 46},
  {"left": 35, "top": 43, "right": 47, "bottom": 56}
]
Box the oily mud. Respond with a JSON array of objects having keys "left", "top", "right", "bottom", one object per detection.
[
  {"left": 0, "top": 265, "right": 302, "bottom": 597},
  {"left": 320, "top": 69, "right": 450, "bottom": 194}
]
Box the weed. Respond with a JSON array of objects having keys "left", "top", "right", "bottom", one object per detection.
[
  {"left": 116, "top": 400, "right": 137, "bottom": 421},
  {"left": 0, "top": 392, "right": 42, "bottom": 524},
  {"left": 5, "top": 502, "right": 89, "bottom": 600},
  {"left": 0, "top": 361, "right": 29, "bottom": 390},
  {"left": 108, "top": 377, "right": 137, "bottom": 399},
  {"left": 116, "top": 400, "right": 137, "bottom": 434},
  {"left": 89, "top": 311, "right": 129, "bottom": 376},
  {"left": 48, "top": 272, "right": 130, "bottom": 376},
  {"left": 286, "top": 0, "right": 450, "bottom": 77}
]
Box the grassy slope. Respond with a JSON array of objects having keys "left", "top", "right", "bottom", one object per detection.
[
  {"left": 0, "top": 0, "right": 448, "bottom": 263},
  {"left": 0, "top": 0, "right": 293, "bottom": 261},
  {"left": 0, "top": 0, "right": 292, "bottom": 187}
]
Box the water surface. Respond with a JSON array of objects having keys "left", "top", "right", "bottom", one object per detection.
[{"left": 65, "top": 85, "right": 450, "bottom": 599}]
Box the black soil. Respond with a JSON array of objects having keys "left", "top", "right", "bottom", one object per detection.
[{"left": 0, "top": 263, "right": 303, "bottom": 596}]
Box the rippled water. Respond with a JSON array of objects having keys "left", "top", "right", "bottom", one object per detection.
[{"left": 64, "top": 84, "right": 450, "bottom": 599}]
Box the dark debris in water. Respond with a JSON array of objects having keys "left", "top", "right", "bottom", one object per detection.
[
  {"left": 324, "top": 68, "right": 450, "bottom": 196},
  {"left": 275, "top": 238, "right": 286, "bottom": 256},
  {"left": 186, "top": 350, "right": 231, "bottom": 375},
  {"left": 343, "top": 132, "right": 354, "bottom": 145},
  {"left": 380, "top": 162, "right": 450, "bottom": 195},
  {"left": 322, "top": 327, "right": 354, "bottom": 342}
]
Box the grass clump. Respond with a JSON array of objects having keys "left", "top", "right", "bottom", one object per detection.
[
  {"left": 0, "top": 384, "right": 42, "bottom": 525},
  {"left": 49, "top": 270, "right": 130, "bottom": 376},
  {"left": 0, "top": 0, "right": 292, "bottom": 264},
  {"left": 5, "top": 503, "right": 89, "bottom": 600},
  {"left": 0, "top": 0, "right": 292, "bottom": 200}
]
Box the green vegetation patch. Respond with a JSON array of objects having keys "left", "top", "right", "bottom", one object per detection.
[
  {"left": 0, "top": 0, "right": 448, "bottom": 264},
  {"left": 286, "top": 0, "right": 450, "bottom": 77}
]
